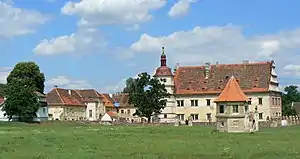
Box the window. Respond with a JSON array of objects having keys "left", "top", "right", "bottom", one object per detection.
[
  {"left": 248, "top": 98, "right": 252, "bottom": 105},
  {"left": 191, "top": 100, "right": 198, "bottom": 106},
  {"left": 259, "top": 113, "right": 263, "bottom": 119},
  {"left": 121, "top": 110, "right": 124, "bottom": 114},
  {"left": 206, "top": 99, "right": 211, "bottom": 106},
  {"left": 89, "top": 110, "right": 92, "bottom": 117},
  {"left": 245, "top": 105, "right": 248, "bottom": 112},
  {"left": 177, "top": 114, "right": 184, "bottom": 120},
  {"left": 48, "top": 114, "right": 53, "bottom": 118},
  {"left": 233, "top": 105, "right": 239, "bottom": 113},
  {"left": 127, "top": 110, "right": 130, "bottom": 114},
  {"left": 206, "top": 113, "right": 211, "bottom": 120},
  {"left": 42, "top": 107, "right": 46, "bottom": 114},
  {"left": 164, "top": 114, "right": 167, "bottom": 118},
  {"left": 219, "top": 105, "right": 225, "bottom": 113},
  {"left": 272, "top": 98, "right": 275, "bottom": 105},
  {"left": 191, "top": 114, "right": 199, "bottom": 120},
  {"left": 232, "top": 120, "right": 239, "bottom": 127},
  {"left": 177, "top": 100, "right": 184, "bottom": 107},
  {"left": 258, "top": 97, "right": 263, "bottom": 105}
]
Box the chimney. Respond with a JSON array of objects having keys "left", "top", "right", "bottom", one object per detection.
[
  {"left": 68, "top": 90, "right": 72, "bottom": 95},
  {"left": 242, "top": 60, "right": 249, "bottom": 64},
  {"left": 54, "top": 85, "right": 58, "bottom": 88},
  {"left": 205, "top": 62, "right": 210, "bottom": 79},
  {"left": 216, "top": 61, "right": 219, "bottom": 65}
]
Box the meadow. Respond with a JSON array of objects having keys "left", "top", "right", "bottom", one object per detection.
[{"left": 0, "top": 122, "right": 299, "bottom": 159}]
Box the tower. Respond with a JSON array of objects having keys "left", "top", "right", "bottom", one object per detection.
[
  {"left": 153, "top": 47, "right": 176, "bottom": 123},
  {"left": 214, "top": 76, "right": 251, "bottom": 133}
]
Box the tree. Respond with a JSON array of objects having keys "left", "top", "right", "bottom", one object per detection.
[
  {"left": 0, "top": 83, "right": 6, "bottom": 96},
  {"left": 282, "top": 85, "right": 299, "bottom": 116},
  {"left": 3, "top": 61, "right": 45, "bottom": 122},
  {"left": 128, "top": 72, "right": 170, "bottom": 123},
  {"left": 6, "top": 61, "right": 45, "bottom": 93},
  {"left": 122, "top": 77, "right": 135, "bottom": 93},
  {"left": 2, "top": 80, "right": 39, "bottom": 122}
]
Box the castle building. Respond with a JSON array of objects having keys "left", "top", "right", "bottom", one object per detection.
[{"left": 153, "top": 47, "right": 282, "bottom": 123}]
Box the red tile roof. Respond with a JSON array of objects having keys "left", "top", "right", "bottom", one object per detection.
[
  {"left": 174, "top": 62, "right": 272, "bottom": 95},
  {"left": 214, "top": 76, "right": 248, "bottom": 102},
  {"left": 98, "top": 93, "right": 114, "bottom": 107},
  {"left": 46, "top": 88, "right": 85, "bottom": 107}
]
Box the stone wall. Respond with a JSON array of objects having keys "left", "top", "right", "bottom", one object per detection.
[{"left": 259, "top": 116, "right": 300, "bottom": 128}]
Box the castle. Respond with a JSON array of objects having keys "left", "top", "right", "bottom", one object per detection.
[{"left": 153, "top": 47, "right": 282, "bottom": 123}]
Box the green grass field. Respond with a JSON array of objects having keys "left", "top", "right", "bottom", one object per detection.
[{"left": 0, "top": 122, "right": 299, "bottom": 159}]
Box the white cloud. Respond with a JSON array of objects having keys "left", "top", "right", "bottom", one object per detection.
[
  {"left": 168, "top": 0, "right": 197, "bottom": 18},
  {"left": 129, "top": 25, "right": 300, "bottom": 66},
  {"left": 0, "top": 1, "right": 50, "bottom": 38},
  {"left": 0, "top": 67, "right": 11, "bottom": 84},
  {"left": 45, "top": 76, "right": 92, "bottom": 92},
  {"left": 33, "top": 28, "right": 106, "bottom": 55},
  {"left": 126, "top": 24, "right": 140, "bottom": 31},
  {"left": 61, "top": 0, "right": 167, "bottom": 27},
  {"left": 283, "top": 65, "right": 300, "bottom": 76}
]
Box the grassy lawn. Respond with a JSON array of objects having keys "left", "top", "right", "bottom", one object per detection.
[{"left": 0, "top": 122, "right": 299, "bottom": 159}]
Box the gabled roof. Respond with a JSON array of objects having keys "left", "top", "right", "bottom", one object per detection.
[
  {"left": 174, "top": 62, "right": 272, "bottom": 95},
  {"left": 214, "top": 76, "right": 248, "bottom": 102},
  {"left": 46, "top": 88, "right": 85, "bottom": 106},
  {"left": 98, "top": 93, "right": 114, "bottom": 107}
]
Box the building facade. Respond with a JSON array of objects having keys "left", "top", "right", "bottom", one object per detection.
[{"left": 154, "top": 47, "right": 282, "bottom": 123}]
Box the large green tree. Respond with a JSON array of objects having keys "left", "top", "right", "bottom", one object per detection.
[
  {"left": 128, "top": 72, "right": 170, "bottom": 123},
  {"left": 122, "top": 77, "right": 135, "bottom": 93},
  {"left": 0, "top": 83, "right": 6, "bottom": 96},
  {"left": 3, "top": 80, "right": 39, "bottom": 121},
  {"left": 6, "top": 62, "right": 45, "bottom": 93},
  {"left": 282, "top": 85, "right": 299, "bottom": 116},
  {"left": 2, "top": 62, "right": 45, "bottom": 122}
]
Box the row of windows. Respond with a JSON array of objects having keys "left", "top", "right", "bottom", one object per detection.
[
  {"left": 177, "top": 99, "right": 211, "bottom": 107},
  {"left": 272, "top": 97, "right": 281, "bottom": 106},
  {"left": 163, "top": 113, "right": 212, "bottom": 121},
  {"left": 177, "top": 97, "right": 263, "bottom": 107},
  {"left": 219, "top": 105, "right": 249, "bottom": 114}
]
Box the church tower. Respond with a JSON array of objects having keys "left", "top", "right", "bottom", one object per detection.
[{"left": 153, "top": 47, "right": 176, "bottom": 123}]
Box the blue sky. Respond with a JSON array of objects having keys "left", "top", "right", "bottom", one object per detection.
[{"left": 1, "top": 0, "right": 300, "bottom": 93}]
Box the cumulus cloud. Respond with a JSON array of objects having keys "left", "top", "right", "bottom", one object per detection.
[
  {"left": 0, "top": 0, "right": 50, "bottom": 38},
  {"left": 45, "top": 76, "right": 92, "bottom": 92},
  {"left": 33, "top": 28, "right": 106, "bottom": 55},
  {"left": 129, "top": 25, "right": 300, "bottom": 66},
  {"left": 168, "top": 0, "right": 197, "bottom": 18},
  {"left": 61, "top": 0, "right": 167, "bottom": 27}
]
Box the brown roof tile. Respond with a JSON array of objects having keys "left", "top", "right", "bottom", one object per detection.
[
  {"left": 112, "top": 93, "right": 134, "bottom": 108},
  {"left": 174, "top": 62, "right": 271, "bottom": 95},
  {"left": 214, "top": 76, "right": 248, "bottom": 102},
  {"left": 75, "top": 89, "right": 102, "bottom": 102},
  {"left": 46, "top": 88, "right": 85, "bottom": 106}
]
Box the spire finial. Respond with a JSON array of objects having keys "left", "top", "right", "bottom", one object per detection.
[{"left": 162, "top": 46, "right": 165, "bottom": 56}]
